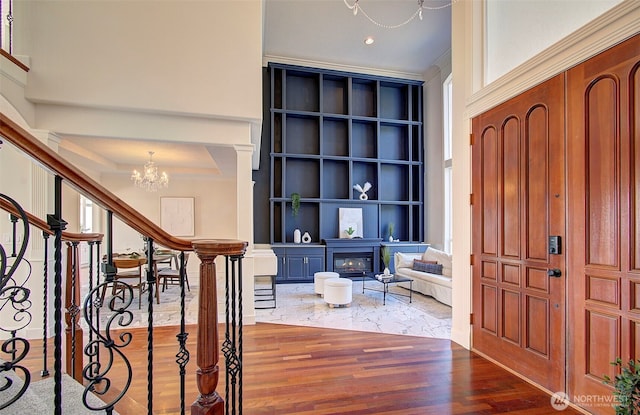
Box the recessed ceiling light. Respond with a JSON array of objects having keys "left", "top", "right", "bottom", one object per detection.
[{"left": 364, "top": 36, "right": 374, "bottom": 45}]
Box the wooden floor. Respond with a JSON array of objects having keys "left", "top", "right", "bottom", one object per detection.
[{"left": 20, "top": 323, "right": 582, "bottom": 415}]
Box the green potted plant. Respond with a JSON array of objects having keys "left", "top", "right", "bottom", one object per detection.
[
  {"left": 345, "top": 226, "right": 355, "bottom": 238},
  {"left": 387, "top": 222, "right": 395, "bottom": 242},
  {"left": 381, "top": 246, "right": 391, "bottom": 275},
  {"left": 290, "top": 192, "right": 301, "bottom": 242},
  {"left": 290, "top": 192, "right": 301, "bottom": 217},
  {"left": 604, "top": 358, "right": 640, "bottom": 414}
]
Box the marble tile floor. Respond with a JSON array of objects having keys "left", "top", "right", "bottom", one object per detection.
[
  {"left": 256, "top": 280, "right": 452, "bottom": 339},
  {"left": 80, "top": 278, "right": 452, "bottom": 339}
]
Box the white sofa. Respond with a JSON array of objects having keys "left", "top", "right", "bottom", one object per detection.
[{"left": 393, "top": 247, "right": 452, "bottom": 306}]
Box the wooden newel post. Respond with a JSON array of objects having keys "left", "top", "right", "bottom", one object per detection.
[
  {"left": 191, "top": 239, "right": 247, "bottom": 415},
  {"left": 64, "top": 241, "right": 83, "bottom": 383}
]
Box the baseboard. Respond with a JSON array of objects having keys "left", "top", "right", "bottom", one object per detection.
[{"left": 472, "top": 349, "right": 592, "bottom": 415}]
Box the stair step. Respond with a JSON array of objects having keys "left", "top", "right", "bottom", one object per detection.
[{"left": 1, "top": 364, "right": 119, "bottom": 414}]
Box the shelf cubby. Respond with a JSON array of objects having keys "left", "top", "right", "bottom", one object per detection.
[
  {"left": 272, "top": 113, "right": 283, "bottom": 153},
  {"left": 380, "top": 82, "right": 408, "bottom": 120},
  {"left": 320, "top": 202, "right": 379, "bottom": 240},
  {"left": 323, "top": 75, "right": 348, "bottom": 115},
  {"left": 285, "top": 202, "right": 319, "bottom": 243},
  {"left": 411, "top": 85, "right": 421, "bottom": 121},
  {"left": 411, "top": 125, "right": 421, "bottom": 161},
  {"left": 273, "top": 68, "right": 284, "bottom": 109},
  {"left": 411, "top": 165, "right": 422, "bottom": 201},
  {"left": 411, "top": 204, "right": 423, "bottom": 241},
  {"left": 285, "top": 158, "right": 320, "bottom": 198},
  {"left": 322, "top": 160, "right": 350, "bottom": 199},
  {"left": 285, "top": 70, "right": 319, "bottom": 112},
  {"left": 352, "top": 79, "right": 377, "bottom": 117},
  {"left": 273, "top": 201, "right": 283, "bottom": 243},
  {"left": 285, "top": 115, "right": 319, "bottom": 155},
  {"left": 379, "top": 123, "right": 409, "bottom": 161},
  {"left": 273, "top": 157, "right": 283, "bottom": 198},
  {"left": 322, "top": 118, "right": 349, "bottom": 157},
  {"left": 352, "top": 120, "right": 377, "bottom": 158},
  {"left": 352, "top": 161, "right": 378, "bottom": 200},
  {"left": 380, "top": 204, "right": 409, "bottom": 241},
  {"left": 380, "top": 164, "right": 409, "bottom": 201}
]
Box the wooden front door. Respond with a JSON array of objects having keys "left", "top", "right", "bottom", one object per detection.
[
  {"left": 567, "top": 34, "right": 640, "bottom": 414},
  {"left": 471, "top": 74, "right": 566, "bottom": 392}
]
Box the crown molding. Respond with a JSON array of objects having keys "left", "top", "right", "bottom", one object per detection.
[{"left": 262, "top": 54, "right": 425, "bottom": 82}]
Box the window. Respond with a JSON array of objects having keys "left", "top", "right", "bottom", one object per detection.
[
  {"left": 443, "top": 73, "right": 453, "bottom": 254},
  {"left": 0, "top": 0, "right": 13, "bottom": 54},
  {"left": 80, "top": 195, "right": 93, "bottom": 233}
]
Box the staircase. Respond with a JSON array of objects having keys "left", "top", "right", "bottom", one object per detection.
[{"left": 0, "top": 113, "right": 248, "bottom": 414}]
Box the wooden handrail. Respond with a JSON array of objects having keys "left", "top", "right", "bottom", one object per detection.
[
  {"left": 0, "top": 113, "right": 191, "bottom": 251},
  {"left": 0, "top": 197, "right": 103, "bottom": 243},
  {"left": 0, "top": 49, "right": 30, "bottom": 72}
]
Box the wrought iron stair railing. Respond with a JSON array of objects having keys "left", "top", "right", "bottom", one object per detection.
[{"left": 0, "top": 113, "right": 247, "bottom": 415}]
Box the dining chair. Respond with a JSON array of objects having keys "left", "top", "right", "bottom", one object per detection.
[
  {"left": 157, "top": 253, "right": 191, "bottom": 301},
  {"left": 112, "top": 257, "right": 147, "bottom": 309},
  {"left": 154, "top": 249, "right": 175, "bottom": 271}
]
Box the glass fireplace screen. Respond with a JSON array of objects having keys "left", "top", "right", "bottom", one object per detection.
[{"left": 333, "top": 253, "right": 373, "bottom": 275}]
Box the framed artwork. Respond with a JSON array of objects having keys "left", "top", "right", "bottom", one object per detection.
[
  {"left": 160, "top": 197, "right": 195, "bottom": 237},
  {"left": 339, "top": 208, "right": 363, "bottom": 238}
]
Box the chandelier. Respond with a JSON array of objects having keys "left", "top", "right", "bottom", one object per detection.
[
  {"left": 344, "top": 0, "right": 452, "bottom": 29},
  {"left": 131, "top": 151, "right": 169, "bottom": 192}
]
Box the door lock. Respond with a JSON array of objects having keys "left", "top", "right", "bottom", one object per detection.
[
  {"left": 549, "top": 236, "right": 561, "bottom": 254},
  {"left": 547, "top": 268, "right": 562, "bottom": 278}
]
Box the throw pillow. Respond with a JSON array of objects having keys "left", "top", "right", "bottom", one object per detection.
[
  {"left": 395, "top": 252, "right": 421, "bottom": 269},
  {"left": 412, "top": 260, "right": 443, "bottom": 275},
  {"left": 414, "top": 259, "right": 437, "bottom": 265}
]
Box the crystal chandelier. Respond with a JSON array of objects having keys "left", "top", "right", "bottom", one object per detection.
[
  {"left": 131, "top": 151, "right": 169, "bottom": 192},
  {"left": 344, "top": 0, "right": 452, "bottom": 29}
]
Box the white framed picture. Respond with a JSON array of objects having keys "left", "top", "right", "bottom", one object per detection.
[
  {"left": 339, "top": 208, "right": 363, "bottom": 238},
  {"left": 160, "top": 197, "right": 195, "bottom": 237}
]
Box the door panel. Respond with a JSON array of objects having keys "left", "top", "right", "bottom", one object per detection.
[
  {"left": 502, "top": 116, "right": 521, "bottom": 258},
  {"left": 286, "top": 256, "right": 305, "bottom": 280},
  {"left": 481, "top": 126, "right": 499, "bottom": 256},
  {"left": 472, "top": 73, "right": 566, "bottom": 392},
  {"left": 307, "top": 256, "right": 324, "bottom": 276},
  {"left": 567, "top": 34, "right": 640, "bottom": 413}
]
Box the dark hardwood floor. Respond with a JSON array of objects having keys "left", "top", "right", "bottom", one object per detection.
[{"left": 20, "top": 323, "right": 581, "bottom": 414}]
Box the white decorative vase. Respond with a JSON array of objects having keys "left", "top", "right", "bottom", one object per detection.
[
  {"left": 294, "top": 228, "right": 301, "bottom": 243},
  {"left": 302, "top": 232, "right": 311, "bottom": 243},
  {"left": 388, "top": 235, "right": 393, "bottom": 242},
  {"left": 383, "top": 267, "right": 391, "bottom": 276}
]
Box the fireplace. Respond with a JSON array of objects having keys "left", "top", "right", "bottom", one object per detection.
[
  {"left": 333, "top": 252, "right": 373, "bottom": 277},
  {"left": 323, "top": 238, "right": 382, "bottom": 277}
]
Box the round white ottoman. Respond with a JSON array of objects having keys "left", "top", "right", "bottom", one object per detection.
[
  {"left": 324, "top": 278, "right": 353, "bottom": 308},
  {"left": 314, "top": 271, "right": 340, "bottom": 296}
]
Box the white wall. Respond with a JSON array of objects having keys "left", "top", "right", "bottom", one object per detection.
[
  {"left": 100, "top": 174, "right": 237, "bottom": 251},
  {"left": 17, "top": 0, "right": 263, "bottom": 122},
  {"left": 423, "top": 51, "right": 451, "bottom": 249},
  {"left": 485, "top": 0, "right": 622, "bottom": 83}
]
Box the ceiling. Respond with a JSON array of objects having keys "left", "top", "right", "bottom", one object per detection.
[
  {"left": 263, "top": 0, "right": 452, "bottom": 77},
  {"left": 59, "top": 0, "right": 452, "bottom": 178}
]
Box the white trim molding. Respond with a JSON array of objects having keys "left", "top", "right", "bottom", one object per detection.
[
  {"left": 467, "top": 0, "right": 640, "bottom": 117},
  {"left": 263, "top": 54, "right": 425, "bottom": 82}
]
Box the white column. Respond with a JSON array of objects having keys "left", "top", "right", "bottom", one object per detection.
[{"left": 234, "top": 143, "right": 256, "bottom": 324}]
